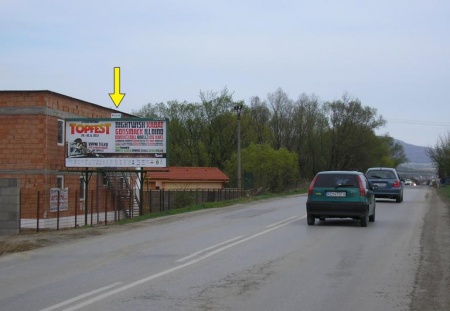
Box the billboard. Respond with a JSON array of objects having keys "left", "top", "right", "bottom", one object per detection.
[{"left": 65, "top": 118, "right": 168, "bottom": 168}]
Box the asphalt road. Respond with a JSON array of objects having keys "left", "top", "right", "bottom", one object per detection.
[{"left": 0, "top": 186, "right": 437, "bottom": 310}]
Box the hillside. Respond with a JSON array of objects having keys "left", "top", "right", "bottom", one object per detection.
[{"left": 395, "top": 139, "right": 432, "bottom": 164}]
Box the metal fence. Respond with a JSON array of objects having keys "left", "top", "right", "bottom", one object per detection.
[
  {"left": 20, "top": 188, "right": 246, "bottom": 232},
  {"left": 143, "top": 188, "right": 246, "bottom": 213}
]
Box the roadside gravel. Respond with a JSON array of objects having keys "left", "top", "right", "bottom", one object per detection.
[{"left": 410, "top": 189, "right": 450, "bottom": 310}]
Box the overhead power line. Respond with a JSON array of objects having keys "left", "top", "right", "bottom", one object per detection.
[{"left": 386, "top": 119, "right": 450, "bottom": 127}]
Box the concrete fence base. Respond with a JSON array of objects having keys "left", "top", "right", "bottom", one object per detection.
[{"left": 0, "top": 178, "right": 20, "bottom": 235}]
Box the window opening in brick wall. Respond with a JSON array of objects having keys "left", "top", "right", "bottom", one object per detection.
[
  {"left": 57, "top": 119, "right": 65, "bottom": 146},
  {"left": 56, "top": 175, "right": 64, "bottom": 189}
]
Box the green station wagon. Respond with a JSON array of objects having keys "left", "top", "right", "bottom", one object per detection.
[{"left": 306, "top": 171, "right": 376, "bottom": 227}]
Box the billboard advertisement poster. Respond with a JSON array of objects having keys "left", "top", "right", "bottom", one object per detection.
[{"left": 65, "top": 118, "right": 168, "bottom": 168}]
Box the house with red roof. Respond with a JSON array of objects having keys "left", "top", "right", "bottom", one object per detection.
[{"left": 146, "top": 167, "right": 229, "bottom": 190}]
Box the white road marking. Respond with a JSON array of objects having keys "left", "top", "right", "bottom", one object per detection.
[
  {"left": 176, "top": 235, "right": 244, "bottom": 262},
  {"left": 49, "top": 214, "right": 304, "bottom": 311},
  {"left": 39, "top": 282, "right": 122, "bottom": 311},
  {"left": 266, "top": 215, "right": 305, "bottom": 228}
]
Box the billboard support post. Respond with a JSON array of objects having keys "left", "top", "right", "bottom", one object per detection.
[
  {"left": 83, "top": 168, "right": 93, "bottom": 226},
  {"left": 139, "top": 167, "right": 145, "bottom": 216}
]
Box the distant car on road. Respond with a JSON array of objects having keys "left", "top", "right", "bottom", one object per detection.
[
  {"left": 365, "top": 167, "right": 403, "bottom": 203},
  {"left": 404, "top": 179, "right": 413, "bottom": 185},
  {"left": 306, "top": 171, "right": 376, "bottom": 227}
]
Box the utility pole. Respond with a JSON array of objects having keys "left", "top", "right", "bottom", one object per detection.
[{"left": 234, "top": 103, "right": 243, "bottom": 189}]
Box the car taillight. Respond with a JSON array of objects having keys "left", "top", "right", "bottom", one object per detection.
[
  {"left": 308, "top": 176, "right": 318, "bottom": 196},
  {"left": 393, "top": 180, "right": 401, "bottom": 187},
  {"left": 357, "top": 176, "right": 365, "bottom": 196}
]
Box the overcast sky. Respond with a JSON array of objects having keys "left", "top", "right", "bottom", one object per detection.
[{"left": 1, "top": 0, "right": 449, "bottom": 147}]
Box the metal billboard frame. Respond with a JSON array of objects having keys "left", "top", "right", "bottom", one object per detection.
[{"left": 65, "top": 117, "right": 169, "bottom": 168}]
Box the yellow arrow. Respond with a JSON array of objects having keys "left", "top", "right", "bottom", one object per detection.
[{"left": 109, "top": 67, "right": 125, "bottom": 108}]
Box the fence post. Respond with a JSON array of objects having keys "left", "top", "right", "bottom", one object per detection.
[
  {"left": 19, "top": 191, "right": 22, "bottom": 233},
  {"left": 159, "top": 189, "right": 163, "bottom": 212},
  {"left": 75, "top": 190, "right": 78, "bottom": 228},
  {"left": 114, "top": 186, "right": 118, "bottom": 222},
  {"left": 129, "top": 189, "right": 133, "bottom": 218},
  {"left": 96, "top": 172, "right": 100, "bottom": 224},
  {"left": 168, "top": 190, "right": 171, "bottom": 210},
  {"left": 57, "top": 189, "right": 60, "bottom": 231},
  {"left": 36, "top": 191, "right": 40, "bottom": 233},
  {"left": 90, "top": 190, "right": 94, "bottom": 226},
  {"left": 147, "top": 189, "right": 153, "bottom": 213},
  {"left": 105, "top": 188, "right": 108, "bottom": 225}
]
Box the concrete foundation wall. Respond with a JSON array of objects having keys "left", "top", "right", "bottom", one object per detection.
[{"left": 0, "top": 178, "right": 20, "bottom": 235}]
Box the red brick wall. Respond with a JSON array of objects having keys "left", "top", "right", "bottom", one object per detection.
[
  {"left": 0, "top": 92, "right": 44, "bottom": 108},
  {"left": 0, "top": 114, "right": 47, "bottom": 170}
]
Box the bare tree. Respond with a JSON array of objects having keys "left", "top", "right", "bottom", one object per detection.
[
  {"left": 267, "top": 88, "right": 295, "bottom": 150},
  {"left": 292, "top": 93, "right": 328, "bottom": 178},
  {"left": 249, "top": 96, "right": 271, "bottom": 145},
  {"left": 428, "top": 132, "right": 450, "bottom": 177}
]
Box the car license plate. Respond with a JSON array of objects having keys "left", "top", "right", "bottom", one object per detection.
[
  {"left": 373, "top": 183, "right": 386, "bottom": 188},
  {"left": 326, "top": 191, "right": 346, "bottom": 197}
]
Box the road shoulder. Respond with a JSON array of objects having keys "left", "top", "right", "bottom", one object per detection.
[{"left": 410, "top": 188, "right": 450, "bottom": 310}]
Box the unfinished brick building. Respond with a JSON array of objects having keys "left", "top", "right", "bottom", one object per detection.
[
  {"left": 0, "top": 90, "right": 136, "bottom": 229},
  {"left": 0, "top": 90, "right": 233, "bottom": 232}
]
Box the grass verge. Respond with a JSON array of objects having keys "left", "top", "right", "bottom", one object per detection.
[
  {"left": 117, "top": 188, "right": 307, "bottom": 225},
  {"left": 437, "top": 185, "right": 450, "bottom": 201}
]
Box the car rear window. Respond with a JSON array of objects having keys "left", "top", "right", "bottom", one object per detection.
[
  {"left": 366, "top": 170, "right": 396, "bottom": 179},
  {"left": 315, "top": 174, "right": 359, "bottom": 188}
]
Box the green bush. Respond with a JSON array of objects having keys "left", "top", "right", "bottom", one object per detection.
[{"left": 225, "top": 143, "right": 299, "bottom": 192}]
